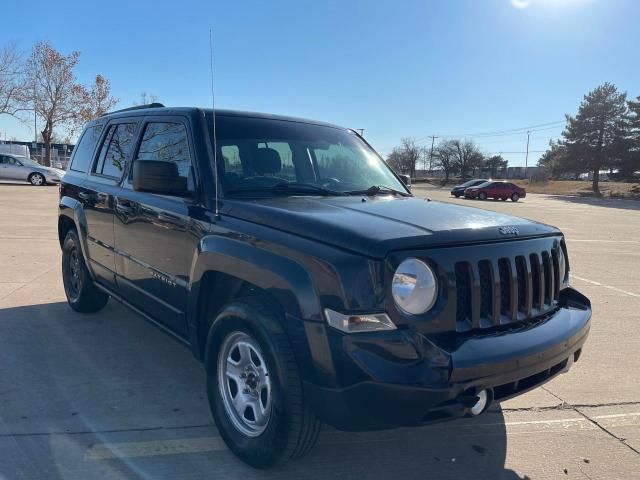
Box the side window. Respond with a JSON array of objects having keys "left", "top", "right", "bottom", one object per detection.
[
  {"left": 102, "top": 124, "right": 137, "bottom": 178},
  {"left": 134, "top": 122, "right": 194, "bottom": 190},
  {"left": 0, "top": 156, "right": 7, "bottom": 164},
  {"left": 70, "top": 125, "right": 103, "bottom": 173}
]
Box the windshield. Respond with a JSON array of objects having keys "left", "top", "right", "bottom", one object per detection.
[
  {"left": 474, "top": 181, "right": 492, "bottom": 188},
  {"left": 206, "top": 113, "right": 408, "bottom": 196}
]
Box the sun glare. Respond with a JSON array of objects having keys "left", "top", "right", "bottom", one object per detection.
[{"left": 511, "top": 0, "right": 532, "bottom": 8}]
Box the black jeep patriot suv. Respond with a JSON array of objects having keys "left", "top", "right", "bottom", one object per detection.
[{"left": 58, "top": 104, "right": 591, "bottom": 468}]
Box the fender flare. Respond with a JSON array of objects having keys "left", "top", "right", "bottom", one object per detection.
[
  {"left": 186, "top": 235, "right": 322, "bottom": 360},
  {"left": 58, "top": 196, "right": 95, "bottom": 280}
]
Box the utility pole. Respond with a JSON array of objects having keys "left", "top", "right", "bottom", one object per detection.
[
  {"left": 524, "top": 130, "right": 530, "bottom": 179},
  {"left": 428, "top": 135, "right": 438, "bottom": 174}
]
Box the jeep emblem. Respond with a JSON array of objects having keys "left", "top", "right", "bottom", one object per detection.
[{"left": 498, "top": 226, "right": 519, "bottom": 236}]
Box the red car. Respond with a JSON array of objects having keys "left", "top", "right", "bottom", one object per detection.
[{"left": 465, "top": 181, "right": 526, "bottom": 202}]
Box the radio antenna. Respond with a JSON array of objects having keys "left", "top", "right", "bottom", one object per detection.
[{"left": 209, "top": 29, "right": 220, "bottom": 220}]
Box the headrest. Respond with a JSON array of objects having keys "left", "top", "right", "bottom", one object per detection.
[{"left": 253, "top": 148, "right": 281, "bottom": 175}]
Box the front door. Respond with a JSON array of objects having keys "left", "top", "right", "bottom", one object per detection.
[
  {"left": 113, "top": 118, "right": 205, "bottom": 337},
  {"left": 0, "top": 155, "right": 25, "bottom": 180},
  {"left": 81, "top": 120, "right": 138, "bottom": 287}
]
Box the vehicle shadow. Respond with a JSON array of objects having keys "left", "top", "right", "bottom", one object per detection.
[{"left": 0, "top": 301, "right": 529, "bottom": 480}]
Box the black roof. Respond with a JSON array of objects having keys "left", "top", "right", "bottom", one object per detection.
[{"left": 97, "top": 105, "right": 345, "bottom": 131}]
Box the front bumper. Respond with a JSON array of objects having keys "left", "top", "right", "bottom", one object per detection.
[{"left": 304, "top": 287, "right": 590, "bottom": 431}]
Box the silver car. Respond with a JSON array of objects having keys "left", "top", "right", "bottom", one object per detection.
[{"left": 0, "top": 153, "right": 65, "bottom": 186}]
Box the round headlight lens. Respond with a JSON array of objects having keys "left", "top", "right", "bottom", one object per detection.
[
  {"left": 392, "top": 258, "right": 438, "bottom": 315},
  {"left": 558, "top": 247, "right": 567, "bottom": 286}
]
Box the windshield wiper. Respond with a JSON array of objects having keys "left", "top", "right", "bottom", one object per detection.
[
  {"left": 345, "top": 185, "right": 411, "bottom": 197},
  {"left": 226, "top": 182, "right": 345, "bottom": 197}
]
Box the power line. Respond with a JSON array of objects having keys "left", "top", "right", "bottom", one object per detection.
[{"left": 413, "top": 120, "right": 565, "bottom": 144}]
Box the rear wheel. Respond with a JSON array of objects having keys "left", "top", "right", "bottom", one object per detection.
[
  {"left": 206, "top": 297, "right": 321, "bottom": 468},
  {"left": 62, "top": 230, "right": 109, "bottom": 312},
  {"left": 29, "top": 172, "right": 45, "bottom": 186},
  {"left": 478, "top": 192, "right": 487, "bottom": 200},
  {"left": 511, "top": 193, "right": 520, "bottom": 202}
]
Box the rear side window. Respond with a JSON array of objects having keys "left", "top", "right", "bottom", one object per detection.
[
  {"left": 94, "top": 123, "right": 137, "bottom": 178},
  {"left": 70, "top": 125, "right": 103, "bottom": 173}
]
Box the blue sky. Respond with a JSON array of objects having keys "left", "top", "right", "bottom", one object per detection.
[{"left": 1, "top": 0, "right": 638, "bottom": 166}]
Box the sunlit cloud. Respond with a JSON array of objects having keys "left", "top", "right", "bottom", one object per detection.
[{"left": 511, "top": 0, "right": 533, "bottom": 8}]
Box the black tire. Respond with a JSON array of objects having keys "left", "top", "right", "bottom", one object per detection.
[
  {"left": 205, "top": 297, "right": 321, "bottom": 468},
  {"left": 511, "top": 193, "right": 520, "bottom": 202},
  {"left": 478, "top": 191, "right": 487, "bottom": 200},
  {"left": 454, "top": 193, "right": 461, "bottom": 198},
  {"left": 62, "top": 229, "right": 109, "bottom": 312},
  {"left": 29, "top": 172, "right": 45, "bottom": 186}
]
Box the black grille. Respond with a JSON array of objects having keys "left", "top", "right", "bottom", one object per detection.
[{"left": 454, "top": 245, "right": 561, "bottom": 332}]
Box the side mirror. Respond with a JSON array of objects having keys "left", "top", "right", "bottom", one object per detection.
[
  {"left": 398, "top": 174, "right": 411, "bottom": 190},
  {"left": 133, "top": 160, "right": 189, "bottom": 196}
]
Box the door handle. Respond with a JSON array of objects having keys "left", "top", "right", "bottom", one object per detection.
[
  {"left": 157, "top": 212, "right": 180, "bottom": 223},
  {"left": 78, "top": 191, "right": 95, "bottom": 202},
  {"left": 116, "top": 203, "right": 135, "bottom": 215}
]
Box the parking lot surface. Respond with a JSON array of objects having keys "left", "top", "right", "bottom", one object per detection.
[{"left": 1, "top": 181, "right": 639, "bottom": 479}]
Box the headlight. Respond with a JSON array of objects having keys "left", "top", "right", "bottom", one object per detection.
[
  {"left": 558, "top": 246, "right": 568, "bottom": 287},
  {"left": 324, "top": 309, "right": 396, "bottom": 333},
  {"left": 392, "top": 258, "right": 438, "bottom": 315}
]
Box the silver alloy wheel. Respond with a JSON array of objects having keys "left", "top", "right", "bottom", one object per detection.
[
  {"left": 511, "top": 193, "right": 520, "bottom": 202},
  {"left": 30, "top": 173, "right": 44, "bottom": 186},
  {"left": 218, "top": 331, "right": 272, "bottom": 437}
]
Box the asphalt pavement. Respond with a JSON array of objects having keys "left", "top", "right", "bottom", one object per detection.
[{"left": 0, "top": 181, "right": 639, "bottom": 479}]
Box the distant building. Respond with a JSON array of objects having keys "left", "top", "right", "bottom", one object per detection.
[{"left": 0, "top": 140, "right": 75, "bottom": 167}]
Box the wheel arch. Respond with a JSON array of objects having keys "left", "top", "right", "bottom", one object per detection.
[
  {"left": 187, "top": 236, "right": 321, "bottom": 362},
  {"left": 58, "top": 197, "right": 94, "bottom": 279}
]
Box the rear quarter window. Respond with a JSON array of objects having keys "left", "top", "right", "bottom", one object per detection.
[{"left": 69, "top": 125, "right": 103, "bottom": 173}]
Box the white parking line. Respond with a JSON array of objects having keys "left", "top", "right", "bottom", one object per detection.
[
  {"left": 571, "top": 275, "right": 640, "bottom": 298},
  {"left": 568, "top": 240, "right": 640, "bottom": 244},
  {"left": 85, "top": 413, "right": 640, "bottom": 461}
]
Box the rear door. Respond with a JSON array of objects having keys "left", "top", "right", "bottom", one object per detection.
[
  {"left": 113, "top": 117, "right": 205, "bottom": 336},
  {"left": 79, "top": 119, "right": 139, "bottom": 288}
]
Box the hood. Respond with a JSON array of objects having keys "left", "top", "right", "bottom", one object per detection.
[
  {"left": 40, "top": 166, "right": 65, "bottom": 176},
  {"left": 223, "top": 196, "right": 560, "bottom": 258}
]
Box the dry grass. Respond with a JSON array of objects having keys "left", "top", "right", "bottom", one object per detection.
[
  {"left": 511, "top": 180, "right": 640, "bottom": 199},
  {"left": 419, "top": 178, "right": 640, "bottom": 199}
]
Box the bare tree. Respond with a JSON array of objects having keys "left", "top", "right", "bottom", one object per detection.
[
  {"left": 76, "top": 74, "right": 118, "bottom": 126},
  {"left": 443, "top": 139, "right": 484, "bottom": 179},
  {"left": 133, "top": 92, "right": 160, "bottom": 106},
  {"left": 0, "top": 43, "right": 25, "bottom": 117},
  {"left": 434, "top": 143, "right": 457, "bottom": 183},
  {"left": 400, "top": 137, "right": 421, "bottom": 179},
  {"left": 25, "top": 42, "right": 84, "bottom": 166}
]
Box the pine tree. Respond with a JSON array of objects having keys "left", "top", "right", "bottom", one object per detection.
[
  {"left": 563, "top": 82, "right": 629, "bottom": 195},
  {"left": 627, "top": 96, "right": 640, "bottom": 178}
]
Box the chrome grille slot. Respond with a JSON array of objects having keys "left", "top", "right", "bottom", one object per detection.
[{"left": 448, "top": 238, "right": 563, "bottom": 333}]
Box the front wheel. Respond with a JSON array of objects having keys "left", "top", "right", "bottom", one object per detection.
[
  {"left": 478, "top": 192, "right": 487, "bottom": 200},
  {"left": 62, "top": 230, "right": 109, "bottom": 312},
  {"left": 206, "top": 297, "right": 321, "bottom": 468},
  {"left": 29, "top": 172, "right": 45, "bottom": 186},
  {"left": 511, "top": 193, "right": 520, "bottom": 202}
]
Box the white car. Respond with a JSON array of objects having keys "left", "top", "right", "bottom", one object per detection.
[{"left": 0, "top": 153, "right": 65, "bottom": 186}]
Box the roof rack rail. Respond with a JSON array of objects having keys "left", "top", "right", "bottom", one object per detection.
[{"left": 102, "top": 103, "right": 165, "bottom": 116}]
